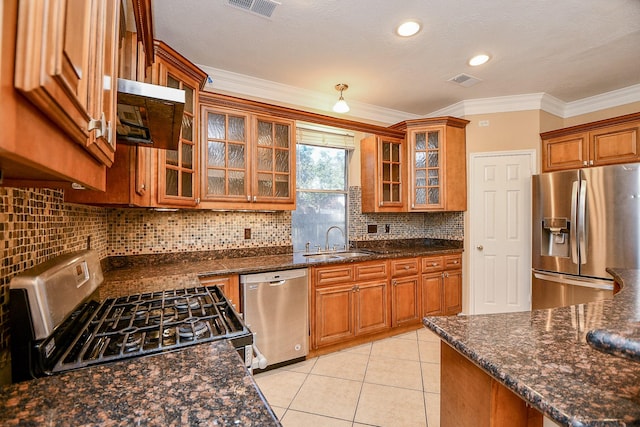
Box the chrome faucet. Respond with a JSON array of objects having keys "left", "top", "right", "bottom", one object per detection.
[{"left": 325, "top": 226, "right": 345, "bottom": 251}]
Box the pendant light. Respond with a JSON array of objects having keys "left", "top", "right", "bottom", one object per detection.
[{"left": 332, "top": 83, "right": 350, "bottom": 113}]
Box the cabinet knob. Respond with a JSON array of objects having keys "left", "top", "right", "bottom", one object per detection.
[
  {"left": 393, "top": 280, "right": 397, "bottom": 286},
  {"left": 476, "top": 245, "right": 483, "bottom": 251},
  {"left": 589, "top": 160, "right": 594, "bottom": 166},
  {"left": 404, "top": 265, "right": 410, "bottom": 270},
  {"left": 432, "top": 262, "right": 438, "bottom": 266},
  {"left": 253, "top": 196, "right": 257, "bottom": 202},
  {"left": 583, "top": 161, "right": 588, "bottom": 166}
]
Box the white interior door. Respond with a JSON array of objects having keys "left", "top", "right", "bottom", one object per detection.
[{"left": 470, "top": 150, "right": 535, "bottom": 314}]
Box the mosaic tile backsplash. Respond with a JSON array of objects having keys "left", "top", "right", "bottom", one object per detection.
[
  {"left": 0, "top": 185, "right": 463, "bottom": 378},
  {"left": 0, "top": 188, "right": 108, "bottom": 361},
  {"left": 349, "top": 187, "right": 464, "bottom": 241},
  {"left": 107, "top": 209, "right": 291, "bottom": 256}
]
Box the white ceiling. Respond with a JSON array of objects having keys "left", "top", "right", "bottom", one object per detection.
[{"left": 152, "top": 0, "right": 640, "bottom": 121}]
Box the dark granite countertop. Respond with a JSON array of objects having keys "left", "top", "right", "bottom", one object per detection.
[
  {"left": 423, "top": 268, "right": 640, "bottom": 427},
  {"left": 106, "top": 240, "right": 463, "bottom": 278},
  {"left": 586, "top": 269, "right": 640, "bottom": 362},
  {"left": 99, "top": 239, "right": 463, "bottom": 298},
  {"left": 0, "top": 340, "right": 281, "bottom": 426}
]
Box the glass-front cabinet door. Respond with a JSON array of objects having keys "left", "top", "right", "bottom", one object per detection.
[
  {"left": 152, "top": 41, "right": 207, "bottom": 208},
  {"left": 157, "top": 75, "right": 198, "bottom": 206},
  {"left": 201, "top": 107, "right": 250, "bottom": 202},
  {"left": 379, "top": 137, "right": 403, "bottom": 207},
  {"left": 409, "top": 126, "right": 444, "bottom": 210},
  {"left": 253, "top": 115, "right": 295, "bottom": 204}
]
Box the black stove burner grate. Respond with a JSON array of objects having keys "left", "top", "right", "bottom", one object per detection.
[{"left": 50, "top": 285, "right": 251, "bottom": 373}]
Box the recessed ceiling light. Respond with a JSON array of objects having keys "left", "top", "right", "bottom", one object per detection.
[
  {"left": 468, "top": 54, "right": 490, "bottom": 66},
  {"left": 396, "top": 20, "right": 421, "bottom": 37}
]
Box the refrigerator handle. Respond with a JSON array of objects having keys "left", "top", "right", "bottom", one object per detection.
[
  {"left": 570, "top": 180, "right": 579, "bottom": 264},
  {"left": 578, "top": 179, "right": 587, "bottom": 265}
]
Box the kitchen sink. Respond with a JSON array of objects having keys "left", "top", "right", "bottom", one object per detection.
[
  {"left": 303, "top": 251, "right": 372, "bottom": 261},
  {"left": 334, "top": 251, "right": 372, "bottom": 258}
]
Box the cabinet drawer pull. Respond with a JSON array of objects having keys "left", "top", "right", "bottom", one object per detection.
[{"left": 404, "top": 265, "right": 410, "bottom": 270}]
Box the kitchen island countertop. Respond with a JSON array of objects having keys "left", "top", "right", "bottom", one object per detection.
[
  {"left": 424, "top": 268, "right": 640, "bottom": 426},
  {"left": 0, "top": 340, "right": 280, "bottom": 426}
]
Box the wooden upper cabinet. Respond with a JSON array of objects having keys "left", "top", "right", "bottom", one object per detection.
[
  {"left": 389, "top": 117, "right": 469, "bottom": 212},
  {"left": 151, "top": 41, "right": 207, "bottom": 207},
  {"left": 541, "top": 113, "right": 640, "bottom": 172},
  {"left": 541, "top": 133, "right": 588, "bottom": 172},
  {"left": 360, "top": 135, "right": 405, "bottom": 212},
  {"left": 198, "top": 102, "right": 296, "bottom": 210},
  {"left": 253, "top": 115, "right": 295, "bottom": 205},
  {"left": 590, "top": 121, "right": 640, "bottom": 166},
  {"left": 201, "top": 106, "right": 251, "bottom": 203},
  {"left": 14, "top": 0, "right": 120, "bottom": 167},
  {"left": 63, "top": 31, "right": 152, "bottom": 206},
  {"left": 408, "top": 126, "right": 445, "bottom": 210}
]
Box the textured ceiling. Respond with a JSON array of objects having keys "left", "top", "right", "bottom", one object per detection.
[{"left": 152, "top": 0, "right": 640, "bottom": 117}]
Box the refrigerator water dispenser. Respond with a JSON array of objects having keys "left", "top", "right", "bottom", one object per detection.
[{"left": 541, "top": 217, "right": 570, "bottom": 257}]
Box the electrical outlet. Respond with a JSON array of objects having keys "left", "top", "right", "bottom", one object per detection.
[
  {"left": 244, "top": 228, "right": 251, "bottom": 239},
  {"left": 368, "top": 224, "right": 378, "bottom": 234},
  {"left": 385, "top": 224, "right": 390, "bottom": 233}
]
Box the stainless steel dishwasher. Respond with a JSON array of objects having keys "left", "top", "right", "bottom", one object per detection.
[{"left": 241, "top": 268, "right": 308, "bottom": 369}]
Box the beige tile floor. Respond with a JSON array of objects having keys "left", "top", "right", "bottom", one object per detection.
[{"left": 255, "top": 327, "right": 441, "bottom": 427}]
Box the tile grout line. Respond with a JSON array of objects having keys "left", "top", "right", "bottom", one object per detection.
[
  {"left": 350, "top": 343, "right": 373, "bottom": 425},
  {"left": 281, "top": 357, "right": 318, "bottom": 421}
]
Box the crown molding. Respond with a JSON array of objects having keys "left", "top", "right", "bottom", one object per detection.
[
  {"left": 197, "top": 65, "right": 640, "bottom": 123},
  {"left": 563, "top": 83, "right": 640, "bottom": 117}
]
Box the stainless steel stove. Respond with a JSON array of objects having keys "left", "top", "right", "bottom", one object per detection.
[{"left": 9, "top": 250, "right": 254, "bottom": 382}]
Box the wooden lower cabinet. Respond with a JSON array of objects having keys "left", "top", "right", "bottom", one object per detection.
[
  {"left": 355, "top": 280, "right": 390, "bottom": 335},
  {"left": 312, "top": 254, "right": 463, "bottom": 350},
  {"left": 312, "top": 262, "right": 390, "bottom": 349},
  {"left": 422, "top": 271, "right": 444, "bottom": 316},
  {"left": 314, "top": 284, "right": 355, "bottom": 347},
  {"left": 390, "top": 258, "right": 421, "bottom": 327},
  {"left": 421, "top": 254, "right": 463, "bottom": 316},
  {"left": 198, "top": 275, "right": 241, "bottom": 312},
  {"left": 391, "top": 275, "right": 421, "bottom": 326},
  {"left": 314, "top": 280, "right": 389, "bottom": 348},
  {"left": 441, "top": 342, "right": 542, "bottom": 427},
  {"left": 443, "top": 269, "right": 462, "bottom": 315}
]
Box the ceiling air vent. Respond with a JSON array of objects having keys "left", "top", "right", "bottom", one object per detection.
[
  {"left": 228, "top": 0, "right": 281, "bottom": 18},
  {"left": 448, "top": 73, "right": 482, "bottom": 88}
]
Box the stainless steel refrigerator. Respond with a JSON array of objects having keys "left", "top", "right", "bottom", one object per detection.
[{"left": 532, "top": 163, "right": 640, "bottom": 309}]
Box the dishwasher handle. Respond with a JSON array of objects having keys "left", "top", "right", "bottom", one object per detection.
[
  {"left": 240, "top": 268, "right": 308, "bottom": 284},
  {"left": 269, "top": 280, "right": 287, "bottom": 287}
]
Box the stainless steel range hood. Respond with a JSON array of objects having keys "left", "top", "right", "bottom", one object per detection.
[{"left": 116, "top": 78, "right": 185, "bottom": 150}]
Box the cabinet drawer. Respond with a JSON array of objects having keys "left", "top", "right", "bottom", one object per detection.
[
  {"left": 391, "top": 258, "right": 419, "bottom": 277},
  {"left": 354, "top": 261, "right": 388, "bottom": 281},
  {"left": 422, "top": 256, "right": 444, "bottom": 273},
  {"left": 314, "top": 265, "right": 354, "bottom": 286},
  {"left": 444, "top": 254, "right": 462, "bottom": 270}
]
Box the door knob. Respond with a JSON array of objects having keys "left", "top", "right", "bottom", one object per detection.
[{"left": 477, "top": 245, "right": 484, "bottom": 250}]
